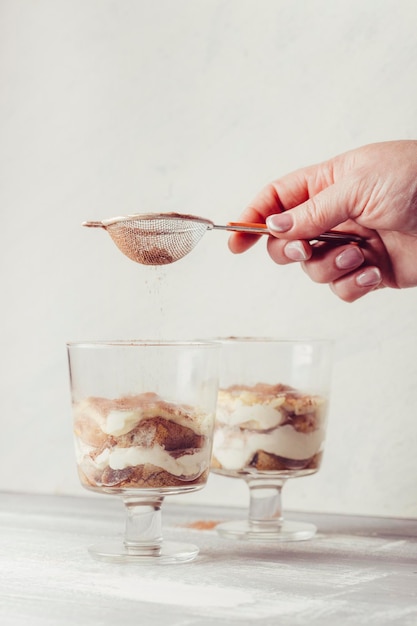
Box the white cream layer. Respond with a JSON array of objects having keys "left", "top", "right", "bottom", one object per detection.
[
  {"left": 215, "top": 404, "right": 285, "bottom": 430},
  {"left": 213, "top": 424, "right": 325, "bottom": 470},
  {"left": 75, "top": 399, "right": 212, "bottom": 437},
  {"left": 86, "top": 443, "right": 209, "bottom": 477}
]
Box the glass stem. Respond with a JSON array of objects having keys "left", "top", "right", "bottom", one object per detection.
[
  {"left": 122, "top": 496, "right": 164, "bottom": 555},
  {"left": 246, "top": 478, "right": 286, "bottom": 527}
]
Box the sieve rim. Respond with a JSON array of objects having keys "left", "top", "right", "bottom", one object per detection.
[{"left": 101, "top": 212, "right": 214, "bottom": 228}]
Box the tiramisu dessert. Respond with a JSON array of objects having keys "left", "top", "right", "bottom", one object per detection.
[
  {"left": 211, "top": 383, "right": 327, "bottom": 477},
  {"left": 72, "top": 392, "right": 214, "bottom": 492}
]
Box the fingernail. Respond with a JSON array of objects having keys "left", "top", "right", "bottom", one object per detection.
[
  {"left": 284, "top": 240, "right": 309, "bottom": 261},
  {"left": 335, "top": 246, "right": 364, "bottom": 270},
  {"left": 356, "top": 267, "right": 382, "bottom": 287},
  {"left": 266, "top": 213, "right": 293, "bottom": 233}
]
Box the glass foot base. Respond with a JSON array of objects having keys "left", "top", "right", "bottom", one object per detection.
[
  {"left": 87, "top": 540, "right": 199, "bottom": 564},
  {"left": 216, "top": 519, "right": 316, "bottom": 542}
]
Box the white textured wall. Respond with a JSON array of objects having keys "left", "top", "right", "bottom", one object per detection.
[{"left": 1, "top": 0, "right": 416, "bottom": 518}]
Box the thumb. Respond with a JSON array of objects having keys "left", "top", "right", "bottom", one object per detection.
[{"left": 266, "top": 184, "right": 356, "bottom": 240}]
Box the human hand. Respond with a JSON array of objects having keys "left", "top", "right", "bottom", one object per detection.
[{"left": 229, "top": 140, "right": 417, "bottom": 302}]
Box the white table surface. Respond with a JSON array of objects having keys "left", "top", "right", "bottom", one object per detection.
[{"left": 0, "top": 491, "right": 416, "bottom": 626}]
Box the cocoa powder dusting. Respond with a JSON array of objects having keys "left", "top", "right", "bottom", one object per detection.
[{"left": 141, "top": 247, "right": 174, "bottom": 265}]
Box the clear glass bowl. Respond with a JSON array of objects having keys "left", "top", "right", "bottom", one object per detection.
[
  {"left": 211, "top": 337, "right": 332, "bottom": 541},
  {"left": 67, "top": 340, "right": 219, "bottom": 563}
]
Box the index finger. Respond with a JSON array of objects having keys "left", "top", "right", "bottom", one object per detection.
[{"left": 228, "top": 166, "right": 319, "bottom": 254}]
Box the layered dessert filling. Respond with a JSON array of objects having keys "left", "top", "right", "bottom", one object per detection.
[
  {"left": 73, "top": 392, "right": 213, "bottom": 490},
  {"left": 211, "top": 383, "right": 327, "bottom": 474}
]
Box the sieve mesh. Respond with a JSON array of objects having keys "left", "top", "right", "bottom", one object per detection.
[{"left": 104, "top": 214, "right": 212, "bottom": 265}]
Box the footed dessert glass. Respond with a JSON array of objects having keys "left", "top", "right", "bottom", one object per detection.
[
  {"left": 211, "top": 338, "right": 332, "bottom": 541},
  {"left": 67, "top": 340, "right": 219, "bottom": 563}
]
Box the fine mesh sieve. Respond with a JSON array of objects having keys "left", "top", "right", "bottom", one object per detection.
[{"left": 83, "top": 212, "right": 364, "bottom": 266}]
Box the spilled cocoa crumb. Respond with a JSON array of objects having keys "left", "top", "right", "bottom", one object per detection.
[{"left": 182, "top": 520, "right": 223, "bottom": 531}]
